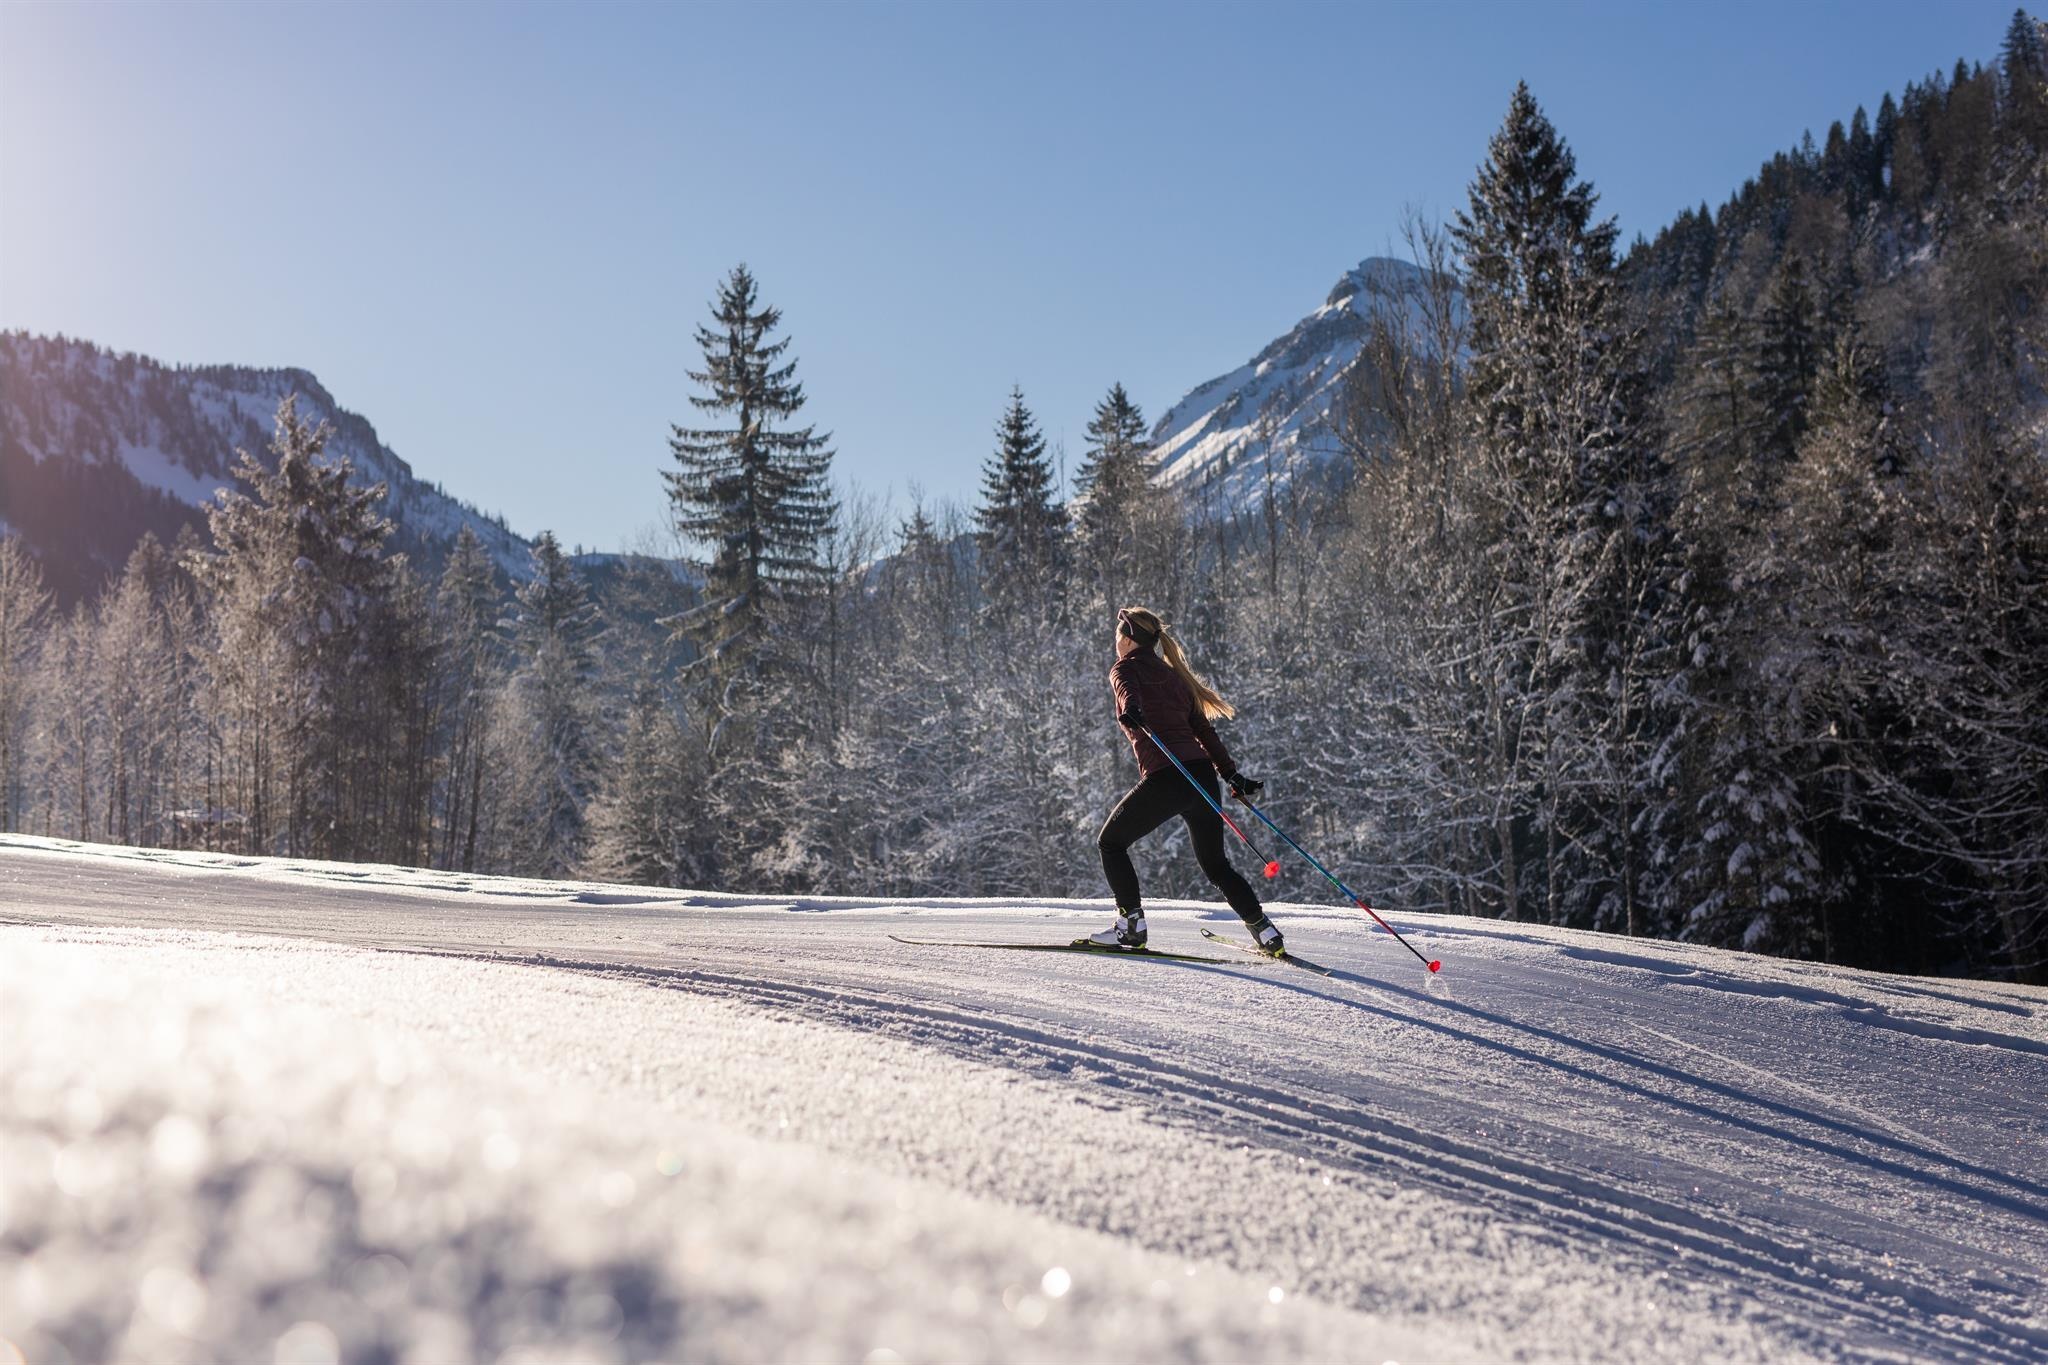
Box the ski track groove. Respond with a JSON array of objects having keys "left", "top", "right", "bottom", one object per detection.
[
  {"left": 1260, "top": 959, "right": 2048, "bottom": 1231},
  {"left": 405, "top": 942, "right": 2048, "bottom": 1364},
  {"left": 1628, "top": 1021, "right": 1975, "bottom": 1169},
  {"left": 1471, "top": 955, "right": 2048, "bottom": 1191}
]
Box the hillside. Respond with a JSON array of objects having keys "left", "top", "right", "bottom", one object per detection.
[
  {"left": 0, "top": 333, "right": 533, "bottom": 600},
  {"left": 3, "top": 835, "right": 2044, "bottom": 1362}
]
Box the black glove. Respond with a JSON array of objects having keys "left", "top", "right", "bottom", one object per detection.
[
  {"left": 1118, "top": 706, "right": 1148, "bottom": 731},
  {"left": 1224, "top": 771, "right": 1264, "bottom": 801}
]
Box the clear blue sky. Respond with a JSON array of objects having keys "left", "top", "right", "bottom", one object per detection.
[{"left": 0, "top": 0, "right": 2020, "bottom": 552}]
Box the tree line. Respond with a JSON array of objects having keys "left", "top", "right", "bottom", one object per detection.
[{"left": 1, "top": 12, "right": 2042, "bottom": 980}]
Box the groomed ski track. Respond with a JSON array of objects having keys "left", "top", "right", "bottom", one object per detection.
[{"left": 4, "top": 834, "right": 2045, "bottom": 1362}]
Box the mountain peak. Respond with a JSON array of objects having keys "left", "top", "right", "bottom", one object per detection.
[
  {"left": 1148, "top": 255, "right": 1454, "bottom": 509},
  {"left": 1323, "top": 256, "right": 1427, "bottom": 312}
]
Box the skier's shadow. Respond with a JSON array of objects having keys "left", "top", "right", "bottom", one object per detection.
[{"left": 1249, "top": 963, "right": 2048, "bottom": 1222}]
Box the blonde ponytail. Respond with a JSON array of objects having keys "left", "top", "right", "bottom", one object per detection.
[{"left": 1122, "top": 606, "right": 1235, "bottom": 721}]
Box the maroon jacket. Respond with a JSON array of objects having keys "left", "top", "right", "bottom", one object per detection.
[{"left": 1110, "top": 648, "right": 1236, "bottom": 779}]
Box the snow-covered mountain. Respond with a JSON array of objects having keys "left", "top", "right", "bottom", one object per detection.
[
  {"left": 0, "top": 332, "right": 533, "bottom": 598},
  {"left": 1148, "top": 257, "right": 1459, "bottom": 509}
]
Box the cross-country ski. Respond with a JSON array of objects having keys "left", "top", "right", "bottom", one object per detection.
[
  {"left": 1199, "top": 925, "right": 1337, "bottom": 976},
  {"left": 889, "top": 933, "right": 1245, "bottom": 965}
]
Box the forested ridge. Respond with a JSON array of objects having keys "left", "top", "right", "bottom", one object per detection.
[
  {"left": 0, "top": 333, "right": 529, "bottom": 602},
  {"left": 1, "top": 12, "right": 2043, "bottom": 981}
]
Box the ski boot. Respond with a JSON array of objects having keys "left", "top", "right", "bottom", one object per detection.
[
  {"left": 1078, "top": 910, "right": 1147, "bottom": 950},
  {"left": 1246, "top": 915, "right": 1285, "bottom": 956}
]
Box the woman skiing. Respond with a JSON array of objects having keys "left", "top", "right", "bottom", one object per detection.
[{"left": 1084, "top": 606, "right": 1286, "bottom": 954}]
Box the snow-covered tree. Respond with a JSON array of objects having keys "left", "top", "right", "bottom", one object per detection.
[
  {"left": 1075, "top": 383, "right": 1150, "bottom": 534},
  {"left": 501, "top": 531, "right": 602, "bottom": 876},
  {"left": 1750, "top": 256, "right": 1822, "bottom": 467},
  {"left": 0, "top": 537, "right": 50, "bottom": 831},
  {"left": 666, "top": 264, "right": 837, "bottom": 669},
  {"left": 974, "top": 386, "right": 1067, "bottom": 610},
  {"left": 1074, "top": 382, "right": 1182, "bottom": 621},
  {"left": 435, "top": 527, "right": 501, "bottom": 872},
  {"left": 582, "top": 678, "right": 705, "bottom": 888},
  {"left": 198, "top": 394, "right": 397, "bottom": 856},
  {"left": 1451, "top": 81, "right": 1671, "bottom": 929},
  {"left": 2002, "top": 8, "right": 2048, "bottom": 156},
  {"left": 93, "top": 545, "right": 171, "bottom": 845}
]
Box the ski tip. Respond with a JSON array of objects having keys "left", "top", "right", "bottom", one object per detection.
[
  {"left": 1428, "top": 960, "right": 1442, "bottom": 973},
  {"left": 1262, "top": 860, "right": 1280, "bottom": 879}
]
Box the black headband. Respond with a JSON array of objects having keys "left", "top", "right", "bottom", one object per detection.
[{"left": 1117, "top": 610, "right": 1160, "bottom": 647}]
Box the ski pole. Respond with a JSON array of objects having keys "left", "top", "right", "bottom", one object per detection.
[
  {"left": 1138, "top": 728, "right": 1281, "bottom": 879},
  {"left": 1232, "top": 794, "right": 1441, "bottom": 974}
]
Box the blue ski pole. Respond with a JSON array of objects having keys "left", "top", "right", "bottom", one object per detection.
[{"left": 1231, "top": 793, "right": 1441, "bottom": 974}]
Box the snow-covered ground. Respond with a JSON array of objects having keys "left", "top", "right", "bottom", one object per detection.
[{"left": 4, "top": 835, "right": 2046, "bottom": 1363}]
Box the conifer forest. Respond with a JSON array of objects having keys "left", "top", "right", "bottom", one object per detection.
[{"left": 4, "top": 13, "right": 2046, "bottom": 984}]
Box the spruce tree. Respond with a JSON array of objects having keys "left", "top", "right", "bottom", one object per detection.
[
  {"left": 1686, "top": 299, "right": 1756, "bottom": 475},
  {"left": 1885, "top": 430, "right": 2048, "bottom": 981},
  {"left": 583, "top": 677, "right": 700, "bottom": 888},
  {"left": 2007, "top": 7, "right": 2048, "bottom": 74},
  {"left": 2000, "top": 8, "right": 2048, "bottom": 149},
  {"left": 1874, "top": 92, "right": 1900, "bottom": 197},
  {"left": 435, "top": 526, "right": 500, "bottom": 872},
  {"left": 1451, "top": 81, "right": 1658, "bottom": 927},
  {"left": 1763, "top": 320, "right": 1922, "bottom": 963},
  {"left": 889, "top": 500, "right": 961, "bottom": 625},
  {"left": 897, "top": 503, "right": 943, "bottom": 564},
  {"left": 1810, "top": 322, "right": 1908, "bottom": 477},
  {"left": 1659, "top": 272, "right": 1836, "bottom": 952},
  {"left": 1822, "top": 120, "right": 1851, "bottom": 190},
  {"left": 1074, "top": 382, "right": 1154, "bottom": 607},
  {"left": 1751, "top": 256, "right": 1821, "bottom": 467},
  {"left": 1454, "top": 82, "right": 1620, "bottom": 372},
  {"left": 667, "top": 265, "right": 837, "bottom": 667},
  {"left": 1848, "top": 107, "right": 1877, "bottom": 210},
  {"left": 200, "top": 395, "right": 397, "bottom": 855},
  {"left": 502, "top": 531, "right": 602, "bottom": 876},
  {"left": 1074, "top": 382, "right": 1149, "bottom": 507},
  {"left": 973, "top": 386, "right": 1067, "bottom": 604}
]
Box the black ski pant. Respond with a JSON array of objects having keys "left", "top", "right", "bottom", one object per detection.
[{"left": 1098, "top": 759, "right": 1264, "bottom": 926}]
